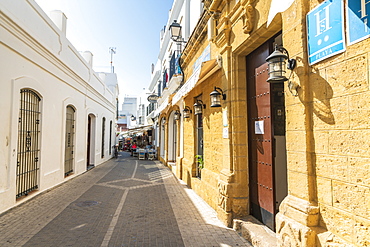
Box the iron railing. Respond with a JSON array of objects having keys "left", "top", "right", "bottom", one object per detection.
[
  {"left": 17, "top": 89, "right": 41, "bottom": 198},
  {"left": 64, "top": 106, "right": 75, "bottom": 176}
]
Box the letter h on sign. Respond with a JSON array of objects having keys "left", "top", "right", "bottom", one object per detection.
[{"left": 314, "top": 3, "right": 332, "bottom": 36}]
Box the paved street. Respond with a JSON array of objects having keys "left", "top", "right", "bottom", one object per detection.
[{"left": 0, "top": 152, "right": 251, "bottom": 247}]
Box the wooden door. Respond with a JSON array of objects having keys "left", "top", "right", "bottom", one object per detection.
[{"left": 247, "top": 41, "right": 276, "bottom": 230}]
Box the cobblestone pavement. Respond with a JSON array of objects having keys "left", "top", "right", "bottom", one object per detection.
[{"left": 0, "top": 152, "right": 252, "bottom": 247}]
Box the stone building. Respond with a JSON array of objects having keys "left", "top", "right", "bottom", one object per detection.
[
  {"left": 0, "top": 0, "right": 118, "bottom": 214},
  {"left": 155, "top": 0, "right": 370, "bottom": 246}
]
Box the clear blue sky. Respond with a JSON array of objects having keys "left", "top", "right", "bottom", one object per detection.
[{"left": 35, "top": 0, "right": 174, "bottom": 103}]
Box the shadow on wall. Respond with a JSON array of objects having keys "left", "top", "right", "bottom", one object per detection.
[{"left": 295, "top": 60, "right": 335, "bottom": 125}]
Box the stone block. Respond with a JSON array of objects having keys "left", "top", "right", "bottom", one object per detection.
[
  {"left": 326, "top": 55, "right": 368, "bottom": 98},
  {"left": 312, "top": 96, "right": 349, "bottom": 130},
  {"left": 349, "top": 91, "right": 370, "bottom": 130},
  {"left": 286, "top": 151, "right": 308, "bottom": 173},
  {"left": 285, "top": 104, "right": 305, "bottom": 131},
  {"left": 353, "top": 217, "right": 370, "bottom": 246},
  {"left": 316, "top": 177, "right": 332, "bottom": 206},
  {"left": 287, "top": 171, "right": 310, "bottom": 201},
  {"left": 332, "top": 181, "right": 370, "bottom": 219},
  {"left": 320, "top": 204, "right": 356, "bottom": 243},
  {"left": 232, "top": 197, "right": 248, "bottom": 218},
  {"left": 328, "top": 130, "right": 370, "bottom": 156},
  {"left": 347, "top": 157, "right": 370, "bottom": 186},
  {"left": 286, "top": 130, "right": 307, "bottom": 152},
  {"left": 315, "top": 154, "right": 348, "bottom": 181},
  {"left": 276, "top": 213, "right": 316, "bottom": 247},
  {"left": 312, "top": 131, "right": 329, "bottom": 154}
]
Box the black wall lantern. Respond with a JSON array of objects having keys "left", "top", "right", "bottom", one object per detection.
[
  {"left": 266, "top": 44, "right": 296, "bottom": 83},
  {"left": 194, "top": 100, "right": 206, "bottom": 115},
  {"left": 130, "top": 115, "right": 136, "bottom": 121},
  {"left": 174, "top": 110, "right": 181, "bottom": 120},
  {"left": 210, "top": 87, "right": 226, "bottom": 107},
  {"left": 169, "top": 20, "right": 182, "bottom": 42},
  {"left": 183, "top": 106, "right": 192, "bottom": 118}
]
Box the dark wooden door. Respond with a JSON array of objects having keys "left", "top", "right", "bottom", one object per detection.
[
  {"left": 247, "top": 41, "right": 275, "bottom": 230},
  {"left": 87, "top": 115, "right": 91, "bottom": 168}
]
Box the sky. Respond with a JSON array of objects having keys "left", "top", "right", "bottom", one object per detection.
[{"left": 34, "top": 0, "right": 174, "bottom": 105}]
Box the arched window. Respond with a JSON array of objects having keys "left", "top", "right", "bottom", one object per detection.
[
  {"left": 64, "top": 105, "right": 75, "bottom": 176},
  {"left": 101, "top": 117, "right": 106, "bottom": 158},
  {"left": 109, "top": 120, "right": 112, "bottom": 155},
  {"left": 17, "top": 89, "right": 41, "bottom": 198}
]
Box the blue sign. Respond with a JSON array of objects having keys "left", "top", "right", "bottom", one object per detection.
[
  {"left": 307, "top": 0, "right": 345, "bottom": 65},
  {"left": 347, "top": 0, "right": 370, "bottom": 45}
]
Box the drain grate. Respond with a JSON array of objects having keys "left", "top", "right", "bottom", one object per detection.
[{"left": 74, "top": 201, "right": 100, "bottom": 207}]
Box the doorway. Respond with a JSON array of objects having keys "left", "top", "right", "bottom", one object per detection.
[
  {"left": 246, "top": 35, "right": 288, "bottom": 231},
  {"left": 16, "top": 89, "right": 41, "bottom": 198},
  {"left": 168, "top": 111, "right": 177, "bottom": 162},
  {"left": 87, "top": 114, "right": 96, "bottom": 170}
]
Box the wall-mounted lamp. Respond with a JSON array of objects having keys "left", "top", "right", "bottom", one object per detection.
[
  {"left": 183, "top": 106, "right": 192, "bottom": 118},
  {"left": 266, "top": 44, "right": 296, "bottom": 83},
  {"left": 194, "top": 100, "right": 206, "bottom": 115},
  {"left": 174, "top": 110, "right": 181, "bottom": 120},
  {"left": 169, "top": 20, "right": 186, "bottom": 84},
  {"left": 130, "top": 115, "right": 136, "bottom": 121},
  {"left": 210, "top": 87, "right": 226, "bottom": 107},
  {"left": 169, "top": 20, "right": 184, "bottom": 43}
]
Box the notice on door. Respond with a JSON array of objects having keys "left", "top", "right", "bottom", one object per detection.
[{"left": 255, "top": 120, "right": 264, "bottom": 134}]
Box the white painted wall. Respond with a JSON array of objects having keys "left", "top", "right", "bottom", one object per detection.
[
  {"left": 0, "top": 0, "right": 118, "bottom": 213},
  {"left": 147, "top": 0, "right": 203, "bottom": 163}
]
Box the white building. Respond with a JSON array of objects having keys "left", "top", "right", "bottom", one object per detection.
[
  {"left": 147, "top": 0, "right": 204, "bottom": 160},
  {"left": 118, "top": 97, "right": 137, "bottom": 130},
  {"left": 0, "top": 0, "right": 118, "bottom": 213}
]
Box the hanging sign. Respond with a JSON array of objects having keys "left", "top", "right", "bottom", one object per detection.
[
  {"left": 347, "top": 0, "right": 370, "bottom": 46},
  {"left": 306, "top": 0, "right": 345, "bottom": 65},
  {"left": 147, "top": 94, "right": 159, "bottom": 103}
]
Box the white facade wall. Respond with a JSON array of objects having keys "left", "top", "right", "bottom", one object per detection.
[
  {"left": 119, "top": 97, "right": 137, "bottom": 128},
  {"left": 0, "top": 0, "right": 118, "bottom": 213},
  {"left": 147, "top": 0, "right": 203, "bottom": 149}
]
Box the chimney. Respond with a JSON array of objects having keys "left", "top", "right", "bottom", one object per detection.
[
  {"left": 50, "top": 10, "right": 67, "bottom": 35},
  {"left": 82, "top": 51, "right": 93, "bottom": 67}
]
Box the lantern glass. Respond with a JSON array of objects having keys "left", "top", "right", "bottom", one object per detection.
[
  {"left": 194, "top": 102, "right": 202, "bottom": 115},
  {"left": 210, "top": 92, "right": 221, "bottom": 107},
  {"left": 266, "top": 46, "right": 289, "bottom": 83},
  {"left": 169, "top": 21, "right": 182, "bottom": 41},
  {"left": 183, "top": 108, "right": 190, "bottom": 118},
  {"left": 174, "top": 111, "right": 180, "bottom": 120}
]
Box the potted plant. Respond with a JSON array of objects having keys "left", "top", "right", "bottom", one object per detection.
[{"left": 195, "top": 155, "right": 204, "bottom": 169}]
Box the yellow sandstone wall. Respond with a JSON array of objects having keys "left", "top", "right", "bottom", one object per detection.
[
  {"left": 178, "top": 0, "right": 370, "bottom": 245},
  {"left": 280, "top": 1, "right": 370, "bottom": 246}
]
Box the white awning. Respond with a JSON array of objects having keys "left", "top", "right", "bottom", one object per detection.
[{"left": 154, "top": 96, "right": 169, "bottom": 116}]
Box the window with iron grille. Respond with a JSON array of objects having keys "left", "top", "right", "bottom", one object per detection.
[
  {"left": 195, "top": 96, "right": 203, "bottom": 179},
  {"left": 109, "top": 120, "right": 112, "bottom": 155},
  {"left": 162, "top": 69, "right": 168, "bottom": 90},
  {"left": 17, "top": 89, "right": 41, "bottom": 198},
  {"left": 157, "top": 82, "right": 161, "bottom": 97},
  {"left": 101, "top": 117, "right": 106, "bottom": 158},
  {"left": 64, "top": 105, "right": 75, "bottom": 176},
  {"left": 169, "top": 52, "right": 176, "bottom": 80}
]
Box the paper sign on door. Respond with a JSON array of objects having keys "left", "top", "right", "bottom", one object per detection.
[{"left": 255, "top": 120, "right": 264, "bottom": 134}]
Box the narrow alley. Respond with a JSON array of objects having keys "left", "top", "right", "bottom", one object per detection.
[{"left": 0, "top": 152, "right": 251, "bottom": 247}]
